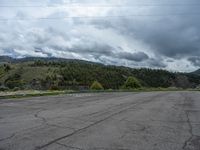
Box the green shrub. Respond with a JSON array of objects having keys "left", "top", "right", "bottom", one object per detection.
[
  {"left": 108, "top": 89, "right": 113, "bottom": 91},
  {"left": 49, "top": 85, "right": 60, "bottom": 91},
  {"left": 5, "top": 80, "right": 24, "bottom": 89},
  {"left": 0, "top": 86, "right": 9, "bottom": 91},
  {"left": 13, "top": 87, "right": 20, "bottom": 91},
  {"left": 4, "top": 64, "right": 11, "bottom": 72},
  {"left": 123, "top": 76, "right": 141, "bottom": 89},
  {"left": 90, "top": 81, "right": 104, "bottom": 90},
  {"left": 5, "top": 73, "right": 24, "bottom": 89}
]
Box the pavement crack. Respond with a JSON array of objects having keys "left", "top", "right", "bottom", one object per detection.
[
  {"left": 182, "top": 110, "right": 200, "bottom": 150},
  {"left": 182, "top": 110, "right": 194, "bottom": 149},
  {"left": 34, "top": 109, "right": 47, "bottom": 123},
  {"left": 181, "top": 93, "right": 199, "bottom": 150},
  {"left": 56, "top": 142, "right": 84, "bottom": 150},
  {"left": 34, "top": 109, "right": 76, "bottom": 131},
  {"left": 34, "top": 93, "right": 165, "bottom": 150},
  {"left": 92, "top": 147, "right": 130, "bottom": 150},
  {"left": 0, "top": 133, "right": 15, "bottom": 142},
  {"left": 34, "top": 104, "right": 139, "bottom": 149}
]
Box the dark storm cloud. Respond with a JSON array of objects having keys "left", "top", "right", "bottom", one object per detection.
[
  {"left": 188, "top": 57, "right": 200, "bottom": 67},
  {"left": 45, "top": 42, "right": 151, "bottom": 63},
  {"left": 148, "top": 58, "right": 167, "bottom": 68},
  {"left": 34, "top": 48, "right": 53, "bottom": 57},
  {"left": 89, "top": 0, "right": 200, "bottom": 60},
  {"left": 132, "top": 21, "right": 200, "bottom": 58},
  {"left": 122, "top": 4, "right": 200, "bottom": 59},
  {"left": 51, "top": 43, "right": 114, "bottom": 58},
  {"left": 96, "top": 17, "right": 200, "bottom": 59},
  {"left": 118, "top": 52, "right": 149, "bottom": 62},
  {"left": 166, "top": 59, "right": 174, "bottom": 63}
]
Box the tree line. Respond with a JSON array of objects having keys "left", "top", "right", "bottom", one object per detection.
[{"left": 0, "top": 60, "right": 200, "bottom": 91}]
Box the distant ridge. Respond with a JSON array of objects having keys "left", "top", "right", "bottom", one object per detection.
[
  {"left": 0, "top": 56, "right": 102, "bottom": 65},
  {"left": 0, "top": 56, "right": 199, "bottom": 74},
  {"left": 191, "top": 69, "right": 200, "bottom": 75},
  {"left": 0, "top": 56, "right": 14, "bottom": 63}
]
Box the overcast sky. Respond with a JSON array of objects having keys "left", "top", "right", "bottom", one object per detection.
[{"left": 0, "top": 0, "right": 200, "bottom": 72}]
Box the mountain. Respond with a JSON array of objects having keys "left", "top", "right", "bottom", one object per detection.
[
  {"left": 0, "top": 56, "right": 98, "bottom": 64},
  {"left": 0, "top": 56, "right": 15, "bottom": 63},
  {"left": 0, "top": 56, "right": 200, "bottom": 90},
  {"left": 191, "top": 69, "right": 200, "bottom": 75}
]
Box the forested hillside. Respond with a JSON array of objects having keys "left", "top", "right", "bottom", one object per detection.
[
  {"left": 0, "top": 56, "right": 200, "bottom": 90},
  {"left": 191, "top": 69, "right": 200, "bottom": 76}
]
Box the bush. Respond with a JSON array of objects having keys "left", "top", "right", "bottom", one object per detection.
[
  {"left": 108, "top": 89, "right": 113, "bottom": 91},
  {"left": 0, "top": 86, "right": 9, "bottom": 91},
  {"left": 123, "top": 76, "right": 141, "bottom": 89},
  {"left": 5, "top": 73, "right": 24, "bottom": 89},
  {"left": 49, "top": 85, "right": 60, "bottom": 91},
  {"left": 90, "top": 81, "right": 104, "bottom": 90},
  {"left": 13, "top": 87, "right": 20, "bottom": 91},
  {"left": 5, "top": 80, "right": 24, "bottom": 89},
  {"left": 4, "top": 64, "right": 11, "bottom": 72}
]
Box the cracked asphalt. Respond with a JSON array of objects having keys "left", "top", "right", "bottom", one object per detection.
[{"left": 0, "top": 91, "right": 200, "bottom": 150}]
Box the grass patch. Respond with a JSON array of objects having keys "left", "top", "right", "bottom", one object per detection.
[
  {"left": 0, "top": 88, "right": 199, "bottom": 100},
  {"left": 0, "top": 90, "right": 74, "bottom": 99}
]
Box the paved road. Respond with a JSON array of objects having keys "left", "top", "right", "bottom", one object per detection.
[{"left": 0, "top": 92, "right": 200, "bottom": 150}]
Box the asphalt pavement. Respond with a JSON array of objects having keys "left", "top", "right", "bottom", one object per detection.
[{"left": 0, "top": 91, "right": 200, "bottom": 150}]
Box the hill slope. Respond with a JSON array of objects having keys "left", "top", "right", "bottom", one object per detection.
[
  {"left": 0, "top": 56, "right": 200, "bottom": 90},
  {"left": 191, "top": 69, "right": 200, "bottom": 75}
]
